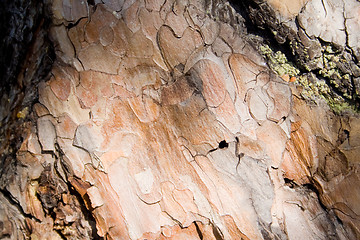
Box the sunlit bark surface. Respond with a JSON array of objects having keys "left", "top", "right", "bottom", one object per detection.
[{"left": 0, "top": 0, "right": 359, "bottom": 239}]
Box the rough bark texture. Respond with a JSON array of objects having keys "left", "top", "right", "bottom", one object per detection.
[{"left": 0, "top": 0, "right": 359, "bottom": 239}]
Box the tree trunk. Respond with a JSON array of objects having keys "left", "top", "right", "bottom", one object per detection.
[{"left": 1, "top": 0, "right": 359, "bottom": 239}]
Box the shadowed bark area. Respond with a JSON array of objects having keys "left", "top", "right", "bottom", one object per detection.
[{"left": 0, "top": 0, "right": 359, "bottom": 239}]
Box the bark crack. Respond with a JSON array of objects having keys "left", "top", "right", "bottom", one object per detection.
[{"left": 0, "top": 188, "right": 41, "bottom": 223}]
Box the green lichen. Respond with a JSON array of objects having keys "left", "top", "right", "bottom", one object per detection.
[
  {"left": 259, "top": 45, "right": 272, "bottom": 55},
  {"left": 296, "top": 75, "right": 357, "bottom": 113},
  {"left": 260, "top": 44, "right": 358, "bottom": 114},
  {"left": 260, "top": 44, "right": 300, "bottom": 77},
  {"left": 325, "top": 45, "right": 335, "bottom": 54},
  {"left": 17, "top": 107, "right": 28, "bottom": 119},
  {"left": 319, "top": 45, "right": 345, "bottom": 80},
  {"left": 326, "top": 97, "right": 356, "bottom": 114}
]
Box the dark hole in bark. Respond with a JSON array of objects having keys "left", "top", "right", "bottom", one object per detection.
[
  {"left": 284, "top": 178, "right": 297, "bottom": 188},
  {"left": 218, "top": 140, "right": 228, "bottom": 149}
]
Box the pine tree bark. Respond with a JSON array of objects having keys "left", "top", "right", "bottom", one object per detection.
[{"left": 1, "top": 0, "right": 359, "bottom": 239}]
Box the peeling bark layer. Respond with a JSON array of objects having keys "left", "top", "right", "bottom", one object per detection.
[{"left": 0, "top": 0, "right": 359, "bottom": 239}]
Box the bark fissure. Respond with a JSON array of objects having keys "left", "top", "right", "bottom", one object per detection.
[{"left": 0, "top": 188, "right": 41, "bottom": 223}]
